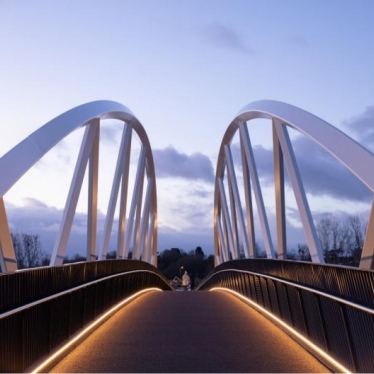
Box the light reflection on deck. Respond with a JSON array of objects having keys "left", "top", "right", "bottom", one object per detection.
[{"left": 49, "top": 291, "right": 330, "bottom": 373}]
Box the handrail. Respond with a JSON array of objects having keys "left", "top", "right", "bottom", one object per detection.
[
  {"left": 0, "top": 259, "right": 171, "bottom": 314},
  {"left": 0, "top": 266, "right": 172, "bottom": 373},
  {"left": 206, "top": 258, "right": 374, "bottom": 309},
  {"left": 199, "top": 268, "right": 374, "bottom": 315},
  {"left": 0, "top": 269, "right": 170, "bottom": 320},
  {"left": 198, "top": 265, "right": 374, "bottom": 372}
]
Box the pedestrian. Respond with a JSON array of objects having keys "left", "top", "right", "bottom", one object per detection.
[{"left": 182, "top": 270, "right": 190, "bottom": 290}]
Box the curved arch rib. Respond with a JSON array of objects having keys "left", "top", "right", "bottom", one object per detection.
[
  {"left": 215, "top": 100, "right": 374, "bottom": 269},
  {"left": 0, "top": 101, "right": 157, "bottom": 272}
]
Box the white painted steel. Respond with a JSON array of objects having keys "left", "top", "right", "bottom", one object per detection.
[
  {"left": 216, "top": 216, "right": 228, "bottom": 263},
  {"left": 215, "top": 100, "right": 374, "bottom": 268},
  {"left": 218, "top": 178, "right": 236, "bottom": 259},
  {"left": 124, "top": 146, "right": 146, "bottom": 260},
  {"left": 272, "top": 121, "right": 286, "bottom": 260},
  {"left": 0, "top": 198, "right": 17, "bottom": 272},
  {"left": 227, "top": 167, "right": 240, "bottom": 258},
  {"left": 132, "top": 150, "right": 146, "bottom": 260},
  {"left": 117, "top": 131, "right": 132, "bottom": 259},
  {"left": 225, "top": 145, "right": 249, "bottom": 258},
  {"left": 240, "top": 137, "right": 255, "bottom": 259},
  {"left": 239, "top": 124, "right": 275, "bottom": 258},
  {"left": 237, "top": 101, "right": 374, "bottom": 192},
  {"left": 0, "top": 101, "right": 157, "bottom": 272},
  {"left": 361, "top": 197, "right": 374, "bottom": 269},
  {"left": 51, "top": 124, "right": 98, "bottom": 266},
  {"left": 143, "top": 214, "right": 151, "bottom": 263},
  {"left": 99, "top": 124, "right": 132, "bottom": 260},
  {"left": 147, "top": 213, "right": 157, "bottom": 266},
  {"left": 137, "top": 179, "right": 153, "bottom": 260},
  {"left": 274, "top": 120, "right": 324, "bottom": 263},
  {"left": 87, "top": 121, "right": 100, "bottom": 262},
  {"left": 142, "top": 210, "right": 151, "bottom": 263}
]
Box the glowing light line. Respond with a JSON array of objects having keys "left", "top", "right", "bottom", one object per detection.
[
  {"left": 0, "top": 269, "right": 170, "bottom": 321},
  {"left": 31, "top": 288, "right": 162, "bottom": 373},
  {"left": 211, "top": 287, "right": 351, "bottom": 374},
  {"left": 201, "top": 268, "right": 374, "bottom": 315}
]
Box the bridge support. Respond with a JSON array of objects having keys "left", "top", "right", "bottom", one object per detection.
[
  {"left": 0, "top": 198, "right": 17, "bottom": 272},
  {"left": 214, "top": 100, "right": 374, "bottom": 266},
  {"left": 273, "top": 120, "right": 324, "bottom": 264},
  {"left": 50, "top": 122, "right": 100, "bottom": 266},
  {"left": 360, "top": 197, "right": 374, "bottom": 269},
  {"left": 0, "top": 101, "right": 158, "bottom": 272}
]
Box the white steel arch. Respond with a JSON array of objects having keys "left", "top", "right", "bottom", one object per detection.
[
  {"left": 215, "top": 100, "right": 374, "bottom": 270},
  {"left": 0, "top": 101, "right": 157, "bottom": 272}
]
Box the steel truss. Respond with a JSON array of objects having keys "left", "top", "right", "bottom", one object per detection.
[
  {"left": 0, "top": 101, "right": 157, "bottom": 272},
  {"left": 214, "top": 100, "right": 374, "bottom": 269}
]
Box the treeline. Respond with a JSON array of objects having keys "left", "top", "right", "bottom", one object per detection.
[
  {"left": 286, "top": 214, "right": 366, "bottom": 266},
  {"left": 11, "top": 236, "right": 215, "bottom": 284},
  {"left": 11, "top": 233, "right": 49, "bottom": 269},
  {"left": 62, "top": 251, "right": 129, "bottom": 263},
  {"left": 4, "top": 213, "right": 368, "bottom": 272},
  {"left": 9, "top": 233, "right": 109, "bottom": 269},
  {"left": 157, "top": 247, "right": 214, "bottom": 284}
]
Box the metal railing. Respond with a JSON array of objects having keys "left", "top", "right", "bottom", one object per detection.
[
  {"left": 0, "top": 259, "right": 168, "bottom": 314},
  {"left": 0, "top": 260, "right": 172, "bottom": 373},
  {"left": 209, "top": 259, "right": 374, "bottom": 308},
  {"left": 198, "top": 259, "right": 374, "bottom": 373}
]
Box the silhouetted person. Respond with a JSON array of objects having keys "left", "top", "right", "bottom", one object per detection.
[{"left": 182, "top": 270, "right": 190, "bottom": 290}]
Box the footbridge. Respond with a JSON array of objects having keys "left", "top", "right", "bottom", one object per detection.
[{"left": 1, "top": 101, "right": 374, "bottom": 372}]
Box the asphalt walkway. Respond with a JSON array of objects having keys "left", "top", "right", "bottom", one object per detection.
[{"left": 50, "top": 290, "right": 330, "bottom": 373}]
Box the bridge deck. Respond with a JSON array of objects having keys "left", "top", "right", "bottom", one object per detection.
[{"left": 49, "top": 291, "right": 330, "bottom": 373}]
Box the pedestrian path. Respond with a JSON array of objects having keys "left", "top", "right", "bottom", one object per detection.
[{"left": 50, "top": 290, "right": 330, "bottom": 373}]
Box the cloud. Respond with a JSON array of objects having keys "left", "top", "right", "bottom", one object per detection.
[
  {"left": 7, "top": 198, "right": 61, "bottom": 232},
  {"left": 100, "top": 121, "right": 124, "bottom": 145},
  {"left": 231, "top": 135, "right": 371, "bottom": 203},
  {"left": 343, "top": 105, "right": 374, "bottom": 151},
  {"left": 153, "top": 146, "right": 215, "bottom": 183},
  {"left": 169, "top": 198, "right": 212, "bottom": 228},
  {"left": 158, "top": 225, "right": 213, "bottom": 253},
  {"left": 203, "top": 23, "right": 252, "bottom": 54},
  {"left": 6, "top": 198, "right": 106, "bottom": 255},
  {"left": 33, "top": 138, "right": 73, "bottom": 173},
  {"left": 157, "top": 181, "right": 213, "bottom": 231},
  {"left": 21, "top": 197, "right": 50, "bottom": 209},
  {"left": 5, "top": 197, "right": 215, "bottom": 258},
  {"left": 292, "top": 137, "right": 371, "bottom": 202}
]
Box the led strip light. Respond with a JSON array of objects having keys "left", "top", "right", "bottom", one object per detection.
[
  {"left": 30, "top": 288, "right": 162, "bottom": 373},
  {"left": 0, "top": 268, "right": 169, "bottom": 372},
  {"left": 0, "top": 269, "right": 169, "bottom": 320},
  {"left": 201, "top": 268, "right": 374, "bottom": 315},
  {"left": 210, "top": 287, "right": 351, "bottom": 373}
]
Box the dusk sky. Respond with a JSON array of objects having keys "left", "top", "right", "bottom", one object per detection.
[{"left": 1, "top": 0, "right": 374, "bottom": 257}]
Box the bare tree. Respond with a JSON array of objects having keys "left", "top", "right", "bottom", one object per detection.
[
  {"left": 255, "top": 242, "right": 266, "bottom": 258},
  {"left": 330, "top": 216, "right": 340, "bottom": 251},
  {"left": 347, "top": 215, "right": 365, "bottom": 265},
  {"left": 11, "top": 233, "right": 25, "bottom": 269},
  {"left": 316, "top": 214, "right": 356, "bottom": 263},
  {"left": 297, "top": 243, "right": 311, "bottom": 261},
  {"left": 339, "top": 218, "right": 354, "bottom": 257},
  {"left": 11, "top": 233, "right": 45, "bottom": 269},
  {"left": 316, "top": 214, "right": 332, "bottom": 255},
  {"left": 22, "top": 234, "right": 44, "bottom": 268},
  {"left": 349, "top": 215, "right": 365, "bottom": 250}
]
